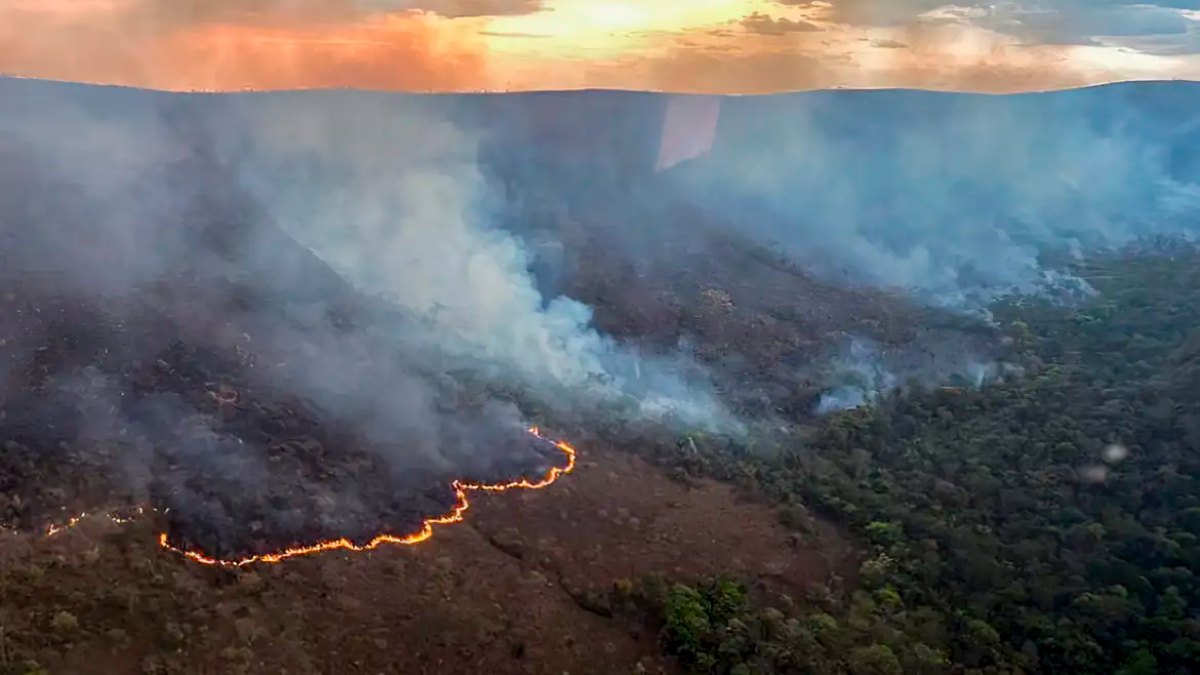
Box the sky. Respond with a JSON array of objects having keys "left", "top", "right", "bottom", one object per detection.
[{"left": 2, "top": 1, "right": 1199, "bottom": 93}]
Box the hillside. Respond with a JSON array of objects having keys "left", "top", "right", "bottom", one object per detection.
[
  {"left": 632, "top": 243, "right": 1200, "bottom": 674},
  {"left": 1, "top": 77, "right": 1199, "bottom": 674}
]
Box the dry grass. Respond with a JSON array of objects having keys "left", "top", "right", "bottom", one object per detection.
[{"left": 0, "top": 444, "right": 849, "bottom": 675}]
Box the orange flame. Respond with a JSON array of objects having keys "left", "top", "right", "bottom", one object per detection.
[
  {"left": 46, "top": 512, "right": 103, "bottom": 538},
  {"left": 156, "top": 427, "right": 576, "bottom": 567},
  {"left": 2, "top": 507, "right": 147, "bottom": 539}
]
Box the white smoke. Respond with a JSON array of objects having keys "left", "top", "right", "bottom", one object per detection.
[
  {"left": 813, "top": 336, "right": 1005, "bottom": 414},
  {"left": 219, "top": 92, "right": 734, "bottom": 430},
  {"left": 667, "top": 88, "right": 1200, "bottom": 309}
]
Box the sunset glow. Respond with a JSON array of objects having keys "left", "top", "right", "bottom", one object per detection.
[{"left": 1, "top": 0, "right": 1197, "bottom": 93}]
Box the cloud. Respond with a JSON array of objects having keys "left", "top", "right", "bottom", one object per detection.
[
  {"left": 545, "top": 12, "right": 1141, "bottom": 95},
  {"left": 362, "top": 0, "right": 547, "bottom": 18},
  {"left": 776, "top": 0, "right": 944, "bottom": 26},
  {"left": 782, "top": 0, "right": 1200, "bottom": 53},
  {"left": 0, "top": 1, "right": 491, "bottom": 90},
  {"left": 764, "top": 2, "right": 1197, "bottom": 92},
  {"left": 13, "top": 0, "right": 548, "bottom": 24},
  {"left": 1102, "top": 31, "right": 1200, "bottom": 58},
  {"left": 865, "top": 19, "right": 1094, "bottom": 91},
  {"left": 741, "top": 12, "right": 824, "bottom": 36},
  {"left": 964, "top": 4, "right": 1195, "bottom": 52},
  {"left": 785, "top": 1, "right": 1199, "bottom": 26},
  {"left": 600, "top": 46, "right": 834, "bottom": 94},
  {"left": 479, "top": 30, "right": 553, "bottom": 38}
]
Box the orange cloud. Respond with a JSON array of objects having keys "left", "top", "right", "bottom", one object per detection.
[
  {"left": 632, "top": 47, "right": 833, "bottom": 94},
  {"left": 851, "top": 20, "right": 1095, "bottom": 92},
  {"left": 0, "top": 0, "right": 491, "bottom": 91},
  {"left": 161, "top": 18, "right": 487, "bottom": 91},
  {"left": 563, "top": 21, "right": 1116, "bottom": 96}
]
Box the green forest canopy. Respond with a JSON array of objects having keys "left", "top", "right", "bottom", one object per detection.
[{"left": 633, "top": 242, "right": 1200, "bottom": 675}]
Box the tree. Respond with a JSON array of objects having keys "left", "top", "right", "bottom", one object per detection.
[{"left": 847, "top": 644, "right": 903, "bottom": 675}]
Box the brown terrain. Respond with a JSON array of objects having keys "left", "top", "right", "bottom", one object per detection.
[{"left": 1, "top": 441, "right": 852, "bottom": 675}]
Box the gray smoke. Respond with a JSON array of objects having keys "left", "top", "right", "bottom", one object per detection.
[
  {"left": 2, "top": 81, "right": 623, "bottom": 552},
  {"left": 210, "top": 91, "right": 735, "bottom": 431},
  {"left": 812, "top": 336, "right": 1005, "bottom": 414},
  {"left": 665, "top": 88, "right": 1200, "bottom": 310}
]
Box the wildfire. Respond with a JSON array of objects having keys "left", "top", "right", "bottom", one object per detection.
[
  {"left": 0, "top": 507, "right": 148, "bottom": 539},
  {"left": 158, "top": 427, "right": 576, "bottom": 566},
  {"left": 45, "top": 508, "right": 144, "bottom": 537},
  {"left": 6, "top": 428, "right": 576, "bottom": 567}
]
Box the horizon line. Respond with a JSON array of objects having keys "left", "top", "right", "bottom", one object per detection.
[{"left": 2, "top": 74, "right": 1198, "bottom": 98}]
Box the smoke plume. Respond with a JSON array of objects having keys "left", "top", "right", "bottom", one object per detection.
[
  {"left": 208, "top": 91, "right": 732, "bottom": 428},
  {"left": 660, "top": 87, "right": 1200, "bottom": 309},
  {"left": 0, "top": 78, "right": 736, "bottom": 554}
]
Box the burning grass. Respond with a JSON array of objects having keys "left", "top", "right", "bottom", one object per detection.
[
  {"left": 158, "top": 429, "right": 576, "bottom": 567},
  {"left": 7, "top": 429, "right": 576, "bottom": 568},
  {"left": 0, "top": 274, "right": 582, "bottom": 567}
]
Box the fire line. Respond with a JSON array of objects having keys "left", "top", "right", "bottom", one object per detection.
[
  {"left": 163, "top": 427, "right": 577, "bottom": 566},
  {"left": 10, "top": 428, "right": 577, "bottom": 568}
]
